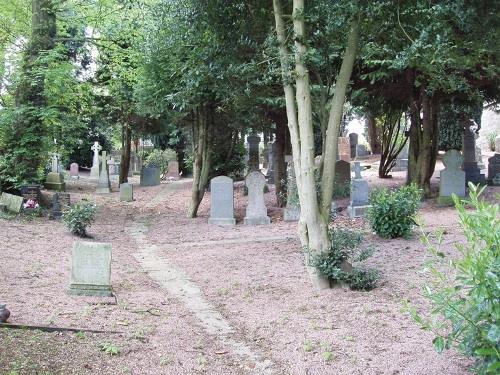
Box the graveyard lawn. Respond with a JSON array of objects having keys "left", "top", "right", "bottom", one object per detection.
[{"left": 1, "top": 167, "right": 498, "bottom": 375}]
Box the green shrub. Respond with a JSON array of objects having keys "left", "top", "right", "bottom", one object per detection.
[
  {"left": 409, "top": 184, "right": 499, "bottom": 374},
  {"left": 368, "top": 184, "right": 422, "bottom": 238},
  {"left": 62, "top": 201, "right": 97, "bottom": 237},
  {"left": 310, "top": 228, "right": 380, "bottom": 291},
  {"left": 144, "top": 149, "right": 177, "bottom": 174}
]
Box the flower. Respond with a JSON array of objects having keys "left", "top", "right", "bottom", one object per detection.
[{"left": 23, "top": 199, "right": 39, "bottom": 209}]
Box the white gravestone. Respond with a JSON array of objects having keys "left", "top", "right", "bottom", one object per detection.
[
  {"left": 284, "top": 159, "right": 300, "bottom": 221},
  {"left": 69, "top": 241, "right": 112, "bottom": 297},
  {"left": 120, "top": 183, "right": 133, "bottom": 202},
  {"left": 439, "top": 150, "right": 465, "bottom": 202},
  {"left": 45, "top": 153, "right": 65, "bottom": 191},
  {"left": 90, "top": 142, "right": 102, "bottom": 178},
  {"left": 96, "top": 151, "right": 111, "bottom": 194},
  {"left": 244, "top": 171, "right": 270, "bottom": 225},
  {"left": 208, "top": 176, "right": 236, "bottom": 225}
]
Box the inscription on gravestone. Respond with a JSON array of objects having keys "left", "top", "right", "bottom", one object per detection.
[
  {"left": 20, "top": 185, "right": 41, "bottom": 202},
  {"left": 69, "top": 241, "right": 112, "bottom": 297}
]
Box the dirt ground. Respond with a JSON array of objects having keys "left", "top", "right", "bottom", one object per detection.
[{"left": 1, "top": 159, "right": 498, "bottom": 375}]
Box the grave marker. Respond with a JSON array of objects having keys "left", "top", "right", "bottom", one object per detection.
[
  {"left": 208, "top": 176, "right": 236, "bottom": 225},
  {"left": 120, "top": 183, "right": 134, "bottom": 202},
  {"left": 90, "top": 142, "right": 102, "bottom": 178},
  {"left": 349, "top": 133, "right": 358, "bottom": 158},
  {"left": 69, "top": 241, "right": 113, "bottom": 297},
  {"left": 70, "top": 163, "right": 79, "bottom": 179},
  {"left": 166, "top": 160, "right": 180, "bottom": 180},
  {"left": 284, "top": 159, "right": 300, "bottom": 221},
  {"left": 20, "top": 185, "right": 41, "bottom": 203},
  {"left": 487, "top": 154, "right": 500, "bottom": 185},
  {"left": 45, "top": 153, "right": 65, "bottom": 191},
  {"left": 244, "top": 171, "right": 270, "bottom": 225},
  {"left": 50, "top": 192, "right": 71, "bottom": 219},
  {"left": 96, "top": 151, "right": 111, "bottom": 194},
  {"left": 439, "top": 150, "right": 465, "bottom": 205},
  {"left": 338, "top": 137, "right": 351, "bottom": 162},
  {"left": 0, "top": 193, "right": 23, "bottom": 213},
  {"left": 247, "top": 135, "right": 261, "bottom": 172},
  {"left": 347, "top": 162, "right": 371, "bottom": 218}
]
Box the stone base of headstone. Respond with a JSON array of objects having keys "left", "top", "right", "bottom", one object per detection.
[
  {"left": 45, "top": 172, "right": 66, "bottom": 191},
  {"left": 244, "top": 216, "right": 271, "bottom": 225},
  {"left": 90, "top": 166, "right": 100, "bottom": 179},
  {"left": 347, "top": 204, "right": 372, "bottom": 218},
  {"left": 283, "top": 207, "right": 300, "bottom": 222},
  {"left": 69, "top": 242, "right": 113, "bottom": 297},
  {"left": 120, "top": 183, "right": 133, "bottom": 202},
  {"left": 208, "top": 217, "right": 236, "bottom": 225},
  {"left": 436, "top": 196, "right": 455, "bottom": 207}
]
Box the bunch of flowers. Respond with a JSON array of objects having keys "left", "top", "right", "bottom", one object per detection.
[{"left": 23, "top": 199, "right": 39, "bottom": 209}]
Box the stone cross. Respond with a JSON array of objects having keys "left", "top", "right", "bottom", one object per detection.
[
  {"left": 91, "top": 142, "right": 102, "bottom": 167},
  {"left": 439, "top": 149, "right": 465, "bottom": 201},
  {"left": 96, "top": 151, "right": 111, "bottom": 193},
  {"left": 50, "top": 153, "right": 61, "bottom": 173}
]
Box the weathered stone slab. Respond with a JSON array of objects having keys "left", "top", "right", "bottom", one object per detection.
[
  {"left": 69, "top": 241, "right": 112, "bottom": 297},
  {"left": 266, "top": 142, "right": 275, "bottom": 183},
  {"left": 348, "top": 162, "right": 371, "bottom": 218},
  {"left": 247, "top": 135, "right": 260, "bottom": 172},
  {"left": 0, "top": 193, "right": 23, "bottom": 213},
  {"left": 355, "top": 144, "right": 369, "bottom": 158},
  {"left": 244, "top": 171, "right": 270, "bottom": 225},
  {"left": 166, "top": 160, "right": 180, "bottom": 180},
  {"left": 70, "top": 163, "right": 79, "bottom": 179},
  {"left": 50, "top": 192, "right": 71, "bottom": 219},
  {"left": 284, "top": 160, "right": 300, "bottom": 222},
  {"left": 120, "top": 183, "right": 134, "bottom": 202},
  {"left": 209, "top": 176, "right": 235, "bottom": 225},
  {"left": 488, "top": 154, "right": 500, "bottom": 185},
  {"left": 393, "top": 143, "right": 409, "bottom": 172},
  {"left": 440, "top": 150, "right": 465, "bottom": 200},
  {"left": 338, "top": 137, "right": 351, "bottom": 162},
  {"left": 334, "top": 160, "right": 351, "bottom": 187},
  {"left": 20, "top": 185, "right": 41, "bottom": 203},
  {"left": 45, "top": 172, "right": 65, "bottom": 191},
  {"left": 349, "top": 133, "right": 358, "bottom": 158},
  {"left": 140, "top": 167, "right": 161, "bottom": 186},
  {"left": 462, "top": 127, "right": 485, "bottom": 184},
  {"left": 496, "top": 136, "right": 500, "bottom": 153}
]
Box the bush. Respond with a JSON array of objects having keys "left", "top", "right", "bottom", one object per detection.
[
  {"left": 486, "top": 132, "right": 497, "bottom": 152},
  {"left": 409, "top": 184, "right": 499, "bottom": 374},
  {"left": 368, "top": 184, "right": 422, "bottom": 238},
  {"left": 310, "top": 228, "right": 380, "bottom": 291},
  {"left": 62, "top": 201, "right": 97, "bottom": 237},
  {"left": 144, "top": 149, "right": 177, "bottom": 175}
]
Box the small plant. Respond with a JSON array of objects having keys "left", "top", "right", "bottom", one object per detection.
[
  {"left": 309, "top": 228, "right": 380, "bottom": 290},
  {"left": 99, "top": 342, "right": 120, "bottom": 356},
  {"left": 62, "top": 201, "right": 97, "bottom": 237},
  {"left": 368, "top": 183, "right": 422, "bottom": 238},
  {"left": 486, "top": 131, "right": 497, "bottom": 152},
  {"left": 409, "top": 184, "right": 499, "bottom": 374}
]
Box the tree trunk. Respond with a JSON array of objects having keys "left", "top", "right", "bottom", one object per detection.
[
  {"left": 366, "top": 114, "right": 381, "bottom": 154},
  {"left": 320, "top": 17, "right": 360, "bottom": 219},
  {"left": 119, "top": 124, "right": 132, "bottom": 184},
  {"left": 187, "top": 105, "right": 212, "bottom": 218},
  {"left": 7, "top": 0, "right": 56, "bottom": 185}
]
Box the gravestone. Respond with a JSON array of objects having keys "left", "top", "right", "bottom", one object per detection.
[
  {"left": 107, "top": 158, "right": 118, "bottom": 176},
  {"left": 496, "top": 135, "right": 500, "bottom": 153},
  {"left": 0, "top": 193, "right": 23, "bottom": 213},
  {"left": 348, "top": 162, "right": 371, "bottom": 218},
  {"left": 50, "top": 192, "right": 71, "bottom": 219},
  {"left": 284, "top": 159, "right": 300, "bottom": 221},
  {"left": 208, "top": 176, "right": 235, "bottom": 225},
  {"left": 349, "top": 133, "right": 358, "bottom": 159},
  {"left": 247, "top": 135, "right": 261, "bottom": 171},
  {"left": 487, "top": 154, "right": 500, "bottom": 185},
  {"left": 438, "top": 150, "right": 466, "bottom": 205},
  {"left": 462, "top": 127, "right": 485, "bottom": 185},
  {"left": 69, "top": 241, "right": 113, "bottom": 297},
  {"left": 393, "top": 143, "right": 409, "bottom": 172},
  {"left": 356, "top": 144, "right": 369, "bottom": 158},
  {"left": 70, "top": 163, "right": 79, "bottom": 179},
  {"left": 20, "top": 185, "right": 41, "bottom": 203},
  {"left": 45, "top": 153, "right": 65, "bottom": 191},
  {"left": 475, "top": 133, "right": 485, "bottom": 170},
  {"left": 166, "top": 160, "right": 181, "bottom": 180},
  {"left": 96, "top": 151, "right": 111, "bottom": 194},
  {"left": 262, "top": 142, "right": 269, "bottom": 169},
  {"left": 244, "top": 171, "right": 270, "bottom": 225},
  {"left": 120, "top": 183, "right": 134, "bottom": 202},
  {"left": 140, "top": 167, "right": 161, "bottom": 186},
  {"left": 266, "top": 142, "right": 275, "bottom": 184},
  {"left": 338, "top": 137, "right": 351, "bottom": 162},
  {"left": 90, "top": 142, "right": 102, "bottom": 178},
  {"left": 334, "top": 160, "right": 351, "bottom": 186}
]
